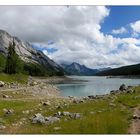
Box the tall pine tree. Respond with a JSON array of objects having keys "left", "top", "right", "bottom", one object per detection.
[{"left": 5, "top": 39, "right": 22, "bottom": 74}]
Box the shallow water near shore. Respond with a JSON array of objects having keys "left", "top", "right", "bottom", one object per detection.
[{"left": 56, "top": 76, "right": 140, "bottom": 97}]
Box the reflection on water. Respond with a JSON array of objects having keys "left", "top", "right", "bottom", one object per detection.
[{"left": 56, "top": 76, "right": 140, "bottom": 97}]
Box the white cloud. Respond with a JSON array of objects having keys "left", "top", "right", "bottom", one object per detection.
[
  {"left": 112, "top": 27, "right": 127, "bottom": 34},
  {"left": 0, "top": 6, "right": 140, "bottom": 68},
  {"left": 130, "top": 20, "right": 140, "bottom": 33}
]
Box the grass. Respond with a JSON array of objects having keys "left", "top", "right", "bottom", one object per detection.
[
  {"left": 0, "top": 85, "right": 140, "bottom": 134},
  {"left": 0, "top": 73, "right": 28, "bottom": 84}
]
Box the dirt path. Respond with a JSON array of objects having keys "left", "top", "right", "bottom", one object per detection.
[{"left": 129, "top": 106, "right": 140, "bottom": 134}]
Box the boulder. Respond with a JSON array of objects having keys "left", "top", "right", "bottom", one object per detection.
[
  {"left": 62, "top": 111, "right": 71, "bottom": 116},
  {"left": 0, "top": 81, "right": 5, "bottom": 87},
  {"left": 45, "top": 116, "right": 60, "bottom": 124},
  {"left": 32, "top": 113, "right": 46, "bottom": 124},
  {"left": 70, "top": 113, "right": 81, "bottom": 119},
  {"left": 119, "top": 84, "right": 127, "bottom": 91}
]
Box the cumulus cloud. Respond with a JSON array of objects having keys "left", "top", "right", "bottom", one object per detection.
[
  {"left": 0, "top": 6, "right": 140, "bottom": 68},
  {"left": 130, "top": 20, "right": 140, "bottom": 33},
  {"left": 112, "top": 27, "right": 127, "bottom": 34}
]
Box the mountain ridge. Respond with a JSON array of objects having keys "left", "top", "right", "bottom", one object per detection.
[
  {"left": 96, "top": 63, "right": 140, "bottom": 76},
  {"left": 61, "top": 62, "right": 111, "bottom": 76},
  {"left": 0, "top": 29, "right": 64, "bottom": 76}
]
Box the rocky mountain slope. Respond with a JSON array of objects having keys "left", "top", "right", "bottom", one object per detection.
[{"left": 0, "top": 29, "right": 63, "bottom": 75}]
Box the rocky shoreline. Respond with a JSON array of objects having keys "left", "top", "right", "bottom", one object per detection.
[{"left": 0, "top": 76, "right": 139, "bottom": 133}]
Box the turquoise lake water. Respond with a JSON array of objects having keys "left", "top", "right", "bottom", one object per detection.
[{"left": 56, "top": 76, "right": 140, "bottom": 97}]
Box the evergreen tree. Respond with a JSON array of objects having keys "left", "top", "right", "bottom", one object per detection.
[{"left": 5, "top": 40, "right": 23, "bottom": 74}]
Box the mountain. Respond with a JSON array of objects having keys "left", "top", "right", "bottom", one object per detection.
[
  {"left": 61, "top": 62, "right": 99, "bottom": 76},
  {"left": 98, "top": 67, "right": 112, "bottom": 72},
  {"left": 0, "top": 29, "right": 64, "bottom": 76},
  {"left": 96, "top": 63, "right": 140, "bottom": 76}
]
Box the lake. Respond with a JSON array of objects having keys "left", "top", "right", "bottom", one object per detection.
[{"left": 56, "top": 76, "right": 140, "bottom": 97}]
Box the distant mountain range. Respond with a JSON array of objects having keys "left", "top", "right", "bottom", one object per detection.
[
  {"left": 96, "top": 63, "right": 140, "bottom": 76},
  {"left": 61, "top": 62, "right": 111, "bottom": 76}
]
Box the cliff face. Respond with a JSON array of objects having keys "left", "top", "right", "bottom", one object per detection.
[{"left": 0, "top": 29, "right": 63, "bottom": 73}]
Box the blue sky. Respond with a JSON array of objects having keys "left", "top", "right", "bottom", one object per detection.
[
  {"left": 101, "top": 6, "right": 140, "bottom": 38},
  {"left": 102, "top": 6, "right": 140, "bottom": 32},
  {"left": 1, "top": 6, "right": 140, "bottom": 68}
]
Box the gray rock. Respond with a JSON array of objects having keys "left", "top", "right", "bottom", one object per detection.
[
  {"left": 42, "top": 101, "right": 51, "bottom": 106},
  {"left": 73, "top": 99, "right": 79, "bottom": 104},
  {"left": 127, "top": 89, "right": 134, "bottom": 94},
  {"left": 53, "top": 111, "right": 62, "bottom": 118},
  {"left": 30, "top": 81, "right": 38, "bottom": 86},
  {"left": 119, "top": 84, "right": 127, "bottom": 91},
  {"left": 32, "top": 113, "right": 46, "bottom": 124},
  {"left": 88, "top": 95, "right": 96, "bottom": 99},
  {"left": 3, "top": 108, "right": 14, "bottom": 115},
  {"left": 70, "top": 113, "right": 81, "bottom": 119},
  {"left": 73, "top": 99, "right": 84, "bottom": 104},
  {"left": 0, "top": 81, "right": 5, "bottom": 87},
  {"left": 62, "top": 111, "right": 71, "bottom": 116},
  {"left": 3, "top": 95, "right": 9, "bottom": 98},
  {"left": 133, "top": 115, "right": 140, "bottom": 119},
  {"left": 110, "top": 90, "right": 120, "bottom": 94},
  {"left": 68, "top": 96, "right": 74, "bottom": 99},
  {"left": 134, "top": 95, "right": 140, "bottom": 99},
  {"left": 45, "top": 116, "right": 60, "bottom": 124},
  {"left": 83, "top": 97, "right": 89, "bottom": 100}
]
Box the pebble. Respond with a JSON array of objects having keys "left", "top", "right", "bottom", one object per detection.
[
  {"left": 53, "top": 127, "right": 61, "bottom": 131},
  {"left": 22, "top": 110, "right": 30, "bottom": 114},
  {"left": 3, "top": 95, "right": 9, "bottom": 98},
  {"left": 0, "top": 125, "right": 6, "bottom": 130},
  {"left": 42, "top": 101, "right": 51, "bottom": 106},
  {"left": 3, "top": 108, "right": 14, "bottom": 115},
  {"left": 90, "top": 111, "right": 95, "bottom": 114}
]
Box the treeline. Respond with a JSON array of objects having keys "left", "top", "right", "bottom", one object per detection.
[
  {"left": 96, "top": 63, "right": 140, "bottom": 76},
  {"left": 0, "top": 40, "right": 64, "bottom": 76}
]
